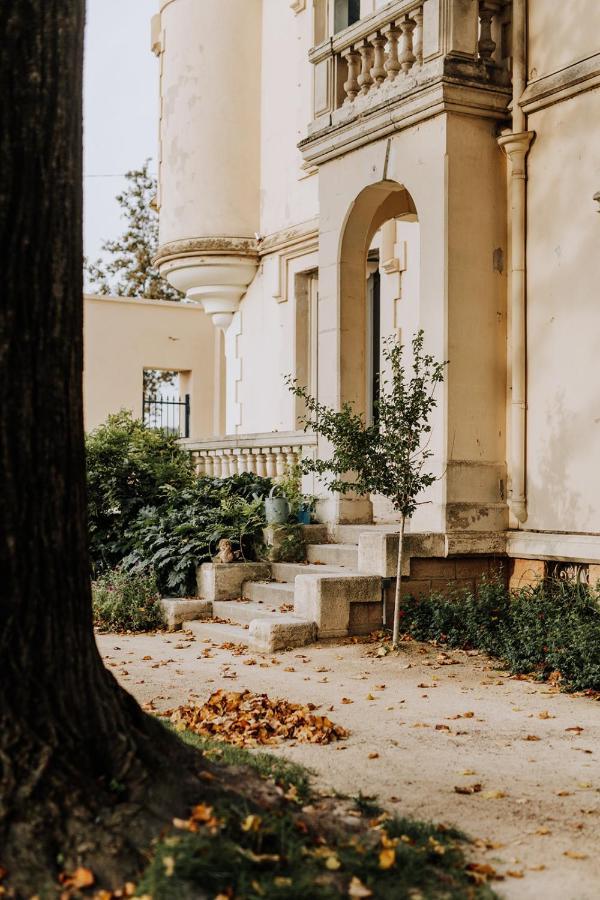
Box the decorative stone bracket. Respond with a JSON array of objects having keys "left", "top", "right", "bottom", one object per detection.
[{"left": 154, "top": 237, "right": 259, "bottom": 331}]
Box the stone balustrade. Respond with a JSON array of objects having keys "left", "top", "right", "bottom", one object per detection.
[
  {"left": 309, "top": 0, "right": 510, "bottom": 118},
  {"left": 180, "top": 431, "right": 318, "bottom": 479}
]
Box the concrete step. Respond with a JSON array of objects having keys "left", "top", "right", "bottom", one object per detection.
[
  {"left": 187, "top": 620, "right": 251, "bottom": 645},
  {"left": 307, "top": 543, "right": 358, "bottom": 568},
  {"left": 329, "top": 524, "right": 402, "bottom": 544},
  {"left": 242, "top": 580, "right": 295, "bottom": 605},
  {"left": 188, "top": 610, "right": 315, "bottom": 653},
  {"left": 271, "top": 561, "right": 349, "bottom": 583},
  {"left": 300, "top": 524, "right": 329, "bottom": 544},
  {"left": 212, "top": 598, "right": 293, "bottom": 625}
]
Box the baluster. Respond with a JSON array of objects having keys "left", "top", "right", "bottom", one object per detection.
[
  {"left": 384, "top": 24, "right": 400, "bottom": 82},
  {"left": 478, "top": 1, "right": 497, "bottom": 62},
  {"left": 212, "top": 452, "right": 221, "bottom": 478},
  {"left": 370, "top": 33, "right": 387, "bottom": 85},
  {"left": 286, "top": 448, "right": 298, "bottom": 472},
  {"left": 342, "top": 48, "right": 360, "bottom": 102},
  {"left": 265, "top": 449, "right": 277, "bottom": 478},
  {"left": 227, "top": 450, "right": 237, "bottom": 476},
  {"left": 204, "top": 452, "right": 214, "bottom": 478},
  {"left": 275, "top": 450, "right": 287, "bottom": 478},
  {"left": 413, "top": 5, "right": 423, "bottom": 66},
  {"left": 399, "top": 16, "right": 416, "bottom": 73},
  {"left": 244, "top": 450, "right": 255, "bottom": 474},
  {"left": 255, "top": 449, "right": 267, "bottom": 478},
  {"left": 358, "top": 40, "right": 374, "bottom": 95}
]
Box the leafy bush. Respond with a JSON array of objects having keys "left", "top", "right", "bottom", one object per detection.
[
  {"left": 92, "top": 569, "right": 165, "bottom": 632},
  {"left": 86, "top": 411, "right": 194, "bottom": 573},
  {"left": 123, "top": 473, "right": 272, "bottom": 596},
  {"left": 400, "top": 578, "right": 600, "bottom": 692}
]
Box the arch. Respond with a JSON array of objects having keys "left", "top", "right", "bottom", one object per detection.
[{"left": 338, "top": 180, "right": 418, "bottom": 413}]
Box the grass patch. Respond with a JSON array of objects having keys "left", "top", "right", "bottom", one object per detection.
[
  {"left": 399, "top": 577, "right": 600, "bottom": 692},
  {"left": 92, "top": 568, "right": 165, "bottom": 632},
  {"left": 175, "top": 726, "right": 313, "bottom": 803},
  {"left": 140, "top": 726, "right": 497, "bottom": 899}
]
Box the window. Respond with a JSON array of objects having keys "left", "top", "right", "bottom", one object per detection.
[{"left": 334, "top": 0, "right": 361, "bottom": 33}]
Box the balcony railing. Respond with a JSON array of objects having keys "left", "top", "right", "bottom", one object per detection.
[
  {"left": 180, "top": 431, "right": 318, "bottom": 479},
  {"left": 309, "top": 0, "right": 511, "bottom": 123}
]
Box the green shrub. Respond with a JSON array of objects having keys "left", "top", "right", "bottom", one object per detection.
[
  {"left": 92, "top": 569, "right": 165, "bottom": 632},
  {"left": 400, "top": 577, "right": 600, "bottom": 692},
  {"left": 123, "top": 473, "right": 272, "bottom": 596},
  {"left": 86, "top": 411, "right": 194, "bottom": 574}
]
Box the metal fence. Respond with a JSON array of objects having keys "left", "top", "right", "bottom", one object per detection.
[{"left": 143, "top": 394, "right": 190, "bottom": 438}]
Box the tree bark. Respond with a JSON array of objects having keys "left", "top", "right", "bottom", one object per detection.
[
  {"left": 0, "top": 4, "right": 204, "bottom": 894},
  {"left": 392, "top": 516, "right": 405, "bottom": 646}
]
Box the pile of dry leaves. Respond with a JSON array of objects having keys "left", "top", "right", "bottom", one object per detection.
[{"left": 164, "top": 689, "right": 349, "bottom": 747}]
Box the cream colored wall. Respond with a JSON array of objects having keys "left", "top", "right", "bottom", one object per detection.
[
  {"left": 259, "top": 0, "right": 319, "bottom": 236},
  {"left": 525, "top": 88, "right": 600, "bottom": 534},
  {"left": 528, "top": 0, "right": 600, "bottom": 81},
  {"left": 157, "top": 0, "right": 262, "bottom": 244},
  {"left": 83, "top": 295, "right": 216, "bottom": 439}
]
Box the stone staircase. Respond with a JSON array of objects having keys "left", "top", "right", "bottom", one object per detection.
[{"left": 164, "top": 524, "right": 400, "bottom": 652}]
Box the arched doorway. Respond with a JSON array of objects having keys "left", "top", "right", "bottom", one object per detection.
[
  {"left": 339, "top": 181, "right": 418, "bottom": 419},
  {"left": 337, "top": 181, "right": 420, "bottom": 523}
]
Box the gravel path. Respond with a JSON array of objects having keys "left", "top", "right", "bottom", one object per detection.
[{"left": 97, "top": 630, "right": 600, "bottom": 900}]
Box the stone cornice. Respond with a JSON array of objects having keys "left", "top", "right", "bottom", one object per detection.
[
  {"left": 520, "top": 53, "right": 600, "bottom": 115},
  {"left": 299, "top": 76, "right": 511, "bottom": 167},
  {"left": 259, "top": 218, "right": 319, "bottom": 257},
  {"left": 153, "top": 236, "right": 259, "bottom": 269}
]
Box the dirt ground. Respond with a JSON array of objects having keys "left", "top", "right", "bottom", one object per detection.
[{"left": 97, "top": 630, "right": 600, "bottom": 900}]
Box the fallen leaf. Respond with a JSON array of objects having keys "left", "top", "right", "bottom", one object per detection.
[
  {"left": 59, "top": 867, "right": 95, "bottom": 889},
  {"left": 564, "top": 850, "right": 588, "bottom": 860},
  {"left": 536, "top": 827, "right": 551, "bottom": 835},
  {"left": 379, "top": 848, "right": 396, "bottom": 869},
  {"left": 348, "top": 876, "right": 373, "bottom": 898},
  {"left": 454, "top": 783, "right": 482, "bottom": 795},
  {"left": 341, "top": 698, "right": 354, "bottom": 705},
  {"left": 368, "top": 752, "right": 379, "bottom": 759},
  {"left": 325, "top": 855, "right": 341, "bottom": 870},
  {"left": 435, "top": 724, "right": 451, "bottom": 732},
  {"left": 241, "top": 814, "right": 262, "bottom": 832},
  {"left": 565, "top": 726, "right": 584, "bottom": 734},
  {"left": 482, "top": 790, "right": 506, "bottom": 800},
  {"left": 524, "top": 734, "right": 541, "bottom": 741},
  {"left": 507, "top": 870, "right": 524, "bottom": 878}
]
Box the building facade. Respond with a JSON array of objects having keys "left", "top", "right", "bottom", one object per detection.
[{"left": 151, "top": 0, "right": 600, "bottom": 589}]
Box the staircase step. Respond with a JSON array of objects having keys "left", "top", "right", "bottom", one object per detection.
[
  {"left": 328, "top": 524, "right": 401, "bottom": 544},
  {"left": 271, "top": 562, "right": 349, "bottom": 583},
  {"left": 242, "top": 581, "right": 295, "bottom": 605},
  {"left": 187, "top": 620, "right": 251, "bottom": 645},
  {"left": 212, "top": 598, "right": 294, "bottom": 624},
  {"left": 307, "top": 543, "right": 358, "bottom": 568}
]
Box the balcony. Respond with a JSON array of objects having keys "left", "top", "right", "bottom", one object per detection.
[
  {"left": 301, "top": 0, "right": 512, "bottom": 164},
  {"left": 181, "top": 431, "right": 318, "bottom": 479}
]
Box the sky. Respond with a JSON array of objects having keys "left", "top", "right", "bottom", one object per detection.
[{"left": 84, "top": 0, "right": 158, "bottom": 265}]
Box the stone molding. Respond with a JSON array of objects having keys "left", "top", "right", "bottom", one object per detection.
[
  {"left": 268, "top": 222, "right": 319, "bottom": 303},
  {"left": 153, "top": 236, "right": 259, "bottom": 269},
  {"left": 300, "top": 76, "right": 511, "bottom": 167},
  {"left": 289, "top": 0, "right": 306, "bottom": 12},
  {"left": 507, "top": 530, "right": 600, "bottom": 565},
  {"left": 521, "top": 53, "right": 600, "bottom": 115}
]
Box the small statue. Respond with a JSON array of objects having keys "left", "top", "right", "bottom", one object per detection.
[{"left": 214, "top": 538, "right": 242, "bottom": 564}]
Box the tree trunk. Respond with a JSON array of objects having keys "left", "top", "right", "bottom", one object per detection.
[
  {"left": 392, "top": 516, "right": 405, "bottom": 646},
  {"left": 0, "top": 4, "right": 204, "bottom": 893}
]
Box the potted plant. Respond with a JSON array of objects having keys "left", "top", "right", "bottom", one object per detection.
[
  {"left": 263, "top": 484, "right": 290, "bottom": 525},
  {"left": 278, "top": 464, "right": 316, "bottom": 524}
]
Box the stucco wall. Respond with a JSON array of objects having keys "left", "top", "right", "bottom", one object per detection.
[
  {"left": 525, "top": 88, "right": 600, "bottom": 534},
  {"left": 528, "top": 0, "right": 600, "bottom": 81},
  {"left": 83, "top": 295, "right": 216, "bottom": 439}
]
